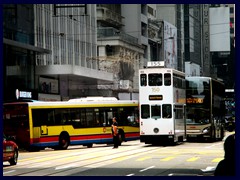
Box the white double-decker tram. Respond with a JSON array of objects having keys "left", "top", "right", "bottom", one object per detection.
[{"left": 139, "top": 62, "right": 186, "bottom": 145}]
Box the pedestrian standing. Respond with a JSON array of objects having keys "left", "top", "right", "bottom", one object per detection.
[{"left": 111, "top": 117, "right": 119, "bottom": 149}]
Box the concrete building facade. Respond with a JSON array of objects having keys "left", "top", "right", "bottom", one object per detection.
[{"left": 3, "top": 4, "right": 235, "bottom": 102}]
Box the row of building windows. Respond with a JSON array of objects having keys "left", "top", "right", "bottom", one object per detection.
[{"left": 140, "top": 73, "right": 185, "bottom": 89}]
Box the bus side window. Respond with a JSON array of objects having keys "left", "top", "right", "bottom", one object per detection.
[
  {"left": 47, "top": 109, "right": 55, "bottom": 125},
  {"left": 32, "top": 109, "right": 43, "bottom": 126}
]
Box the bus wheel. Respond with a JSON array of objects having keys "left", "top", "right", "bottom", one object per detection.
[
  {"left": 59, "top": 133, "right": 70, "bottom": 150},
  {"left": 87, "top": 144, "right": 93, "bottom": 148}
]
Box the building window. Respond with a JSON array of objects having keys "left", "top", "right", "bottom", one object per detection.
[{"left": 148, "top": 6, "right": 154, "bottom": 16}]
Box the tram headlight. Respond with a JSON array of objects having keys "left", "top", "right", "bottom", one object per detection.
[
  {"left": 202, "top": 127, "right": 210, "bottom": 134},
  {"left": 153, "top": 128, "right": 159, "bottom": 133}
]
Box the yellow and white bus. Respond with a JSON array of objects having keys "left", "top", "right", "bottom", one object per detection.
[
  {"left": 186, "top": 77, "right": 225, "bottom": 141},
  {"left": 139, "top": 62, "right": 186, "bottom": 145},
  {"left": 3, "top": 97, "right": 139, "bottom": 151}
]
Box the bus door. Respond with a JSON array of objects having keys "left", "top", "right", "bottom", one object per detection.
[
  {"left": 32, "top": 108, "right": 51, "bottom": 136},
  {"left": 173, "top": 105, "right": 182, "bottom": 133},
  {"left": 101, "top": 109, "right": 112, "bottom": 134},
  {"left": 174, "top": 104, "right": 186, "bottom": 141},
  {"left": 214, "top": 118, "right": 222, "bottom": 139},
  {"left": 40, "top": 109, "right": 55, "bottom": 135}
]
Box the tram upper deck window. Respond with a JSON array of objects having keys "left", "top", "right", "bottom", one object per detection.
[
  {"left": 148, "top": 73, "right": 162, "bottom": 86},
  {"left": 164, "top": 73, "right": 171, "bottom": 86},
  {"left": 140, "top": 74, "right": 147, "bottom": 86}
]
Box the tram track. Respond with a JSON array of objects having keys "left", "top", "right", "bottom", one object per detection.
[{"left": 3, "top": 141, "right": 164, "bottom": 176}]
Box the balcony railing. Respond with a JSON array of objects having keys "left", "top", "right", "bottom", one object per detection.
[
  {"left": 97, "top": 27, "right": 139, "bottom": 46},
  {"left": 97, "top": 7, "right": 123, "bottom": 28}
]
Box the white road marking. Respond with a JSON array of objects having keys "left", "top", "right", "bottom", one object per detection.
[
  {"left": 3, "top": 170, "right": 16, "bottom": 175},
  {"left": 139, "top": 166, "right": 155, "bottom": 172},
  {"left": 28, "top": 162, "right": 51, "bottom": 168},
  {"left": 55, "top": 164, "right": 77, "bottom": 170},
  {"left": 205, "top": 142, "right": 222, "bottom": 149},
  {"left": 126, "top": 173, "right": 135, "bottom": 176},
  {"left": 201, "top": 166, "right": 216, "bottom": 172}
]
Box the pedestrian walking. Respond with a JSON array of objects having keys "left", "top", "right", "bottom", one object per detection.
[{"left": 111, "top": 117, "right": 119, "bottom": 149}]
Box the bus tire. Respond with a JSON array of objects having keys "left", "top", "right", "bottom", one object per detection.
[
  {"left": 58, "top": 132, "right": 70, "bottom": 150},
  {"left": 87, "top": 144, "right": 93, "bottom": 148}
]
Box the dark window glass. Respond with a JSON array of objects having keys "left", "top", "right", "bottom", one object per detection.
[
  {"left": 164, "top": 73, "right": 171, "bottom": 86},
  {"left": 140, "top": 74, "right": 147, "bottom": 86},
  {"left": 175, "top": 106, "right": 184, "bottom": 119},
  {"left": 149, "top": 73, "right": 162, "bottom": 86},
  {"left": 162, "top": 104, "right": 172, "bottom": 118},
  {"left": 151, "top": 105, "right": 161, "bottom": 119},
  {"left": 141, "top": 105, "right": 150, "bottom": 119}
]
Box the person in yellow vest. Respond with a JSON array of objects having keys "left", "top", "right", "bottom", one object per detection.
[{"left": 111, "top": 117, "right": 119, "bottom": 149}]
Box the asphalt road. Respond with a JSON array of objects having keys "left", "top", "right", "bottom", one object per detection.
[{"left": 3, "top": 132, "right": 234, "bottom": 176}]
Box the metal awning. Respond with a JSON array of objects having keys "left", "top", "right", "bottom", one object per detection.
[{"left": 3, "top": 38, "right": 51, "bottom": 54}]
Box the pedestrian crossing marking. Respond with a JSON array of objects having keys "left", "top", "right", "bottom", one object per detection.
[
  {"left": 136, "top": 156, "right": 151, "bottom": 161},
  {"left": 187, "top": 157, "right": 200, "bottom": 162},
  {"left": 161, "top": 156, "right": 175, "bottom": 161},
  {"left": 212, "top": 158, "right": 223, "bottom": 163},
  {"left": 113, "top": 157, "right": 129, "bottom": 161}
]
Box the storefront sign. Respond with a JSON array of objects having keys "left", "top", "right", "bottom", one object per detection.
[{"left": 16, "top": 89, "right": 32, "bottom": 99}]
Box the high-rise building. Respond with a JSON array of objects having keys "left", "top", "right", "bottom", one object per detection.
[
  {"left": 3, "top": 4, "right": 50, "bottom": 101},
  {"left": 210, "top": 4, "right": 235, "bottom": 89},
  {"left": 3, "top": 4, "right": 114, "bottom": 101},
  {"left": 3, "top": 4, "right": 235, "bottom": 102}
]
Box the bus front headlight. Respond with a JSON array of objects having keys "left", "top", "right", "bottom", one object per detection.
[{"left": 202, "top": 127, "right": 210, "bottom": 134}]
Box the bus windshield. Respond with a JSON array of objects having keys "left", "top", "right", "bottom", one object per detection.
[
  {"left": 186, "top": 78, "right": 211, "bottom": 125},
  {"left": 186, "top": 108, "right": 210, "bottom": 125},
  {"left": 3, "top": 103, "right": 30, "bottom": 147},
  {"left": 3, "top": 104, "right": 29, "bottom": 131}
]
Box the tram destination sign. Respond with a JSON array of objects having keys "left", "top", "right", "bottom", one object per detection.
[
  {"left": 149, "top": 95, "right": 163, "bottom": 100},
  {"left": 186, "top": 97, "right": 204, "bottom": 104}
]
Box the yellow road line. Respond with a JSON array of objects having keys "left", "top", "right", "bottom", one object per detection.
[
  {"left": 136, "top": 156, "right": 151, "bottom": 161},
  {"left": 113, "top": 157, "right": 129, "bottom": 161},
  {"left": 212, "top": 158, "right": 223, "bottom": 163},
  {"left": 160, "top": 156, "right": 175, "bottom": 161},
  {"left": 187, "top": 157, "right": 200, "bottom": 162}
]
